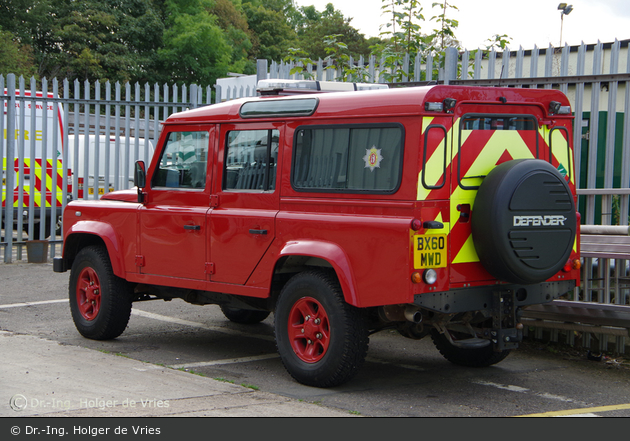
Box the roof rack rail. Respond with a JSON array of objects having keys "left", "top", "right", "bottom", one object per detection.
[{"left": 257, "top": 79, "right": 388, "bottom": 96}]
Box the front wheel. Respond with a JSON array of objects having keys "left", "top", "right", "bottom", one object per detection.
[
  {"left": 274, "top": 270, "right": 369, "bottom": 388},
  {"left": 69, "top": 245, "right": 133, "bottom": 340},
  {"left": 431, "top": 329, "right": 511, "bottom": 367}
]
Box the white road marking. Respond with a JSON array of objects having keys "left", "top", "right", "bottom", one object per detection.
[
  {"left": 130, "top": 308, "right": 275, "bottom": 342},
  {"left": 473, "top": 379, "right": 594, "bottom": 413},
  {"left": 473, "top": 380, "right": 529, "bottom": 393},
  {"left": 0, "top": 299, "right": 68, "bottom": 309},
  {"left": 170, "top": 353, "right": 280, "bottom": 370},
  {"left": 537, "top": 392, "right": 576, "bottom": 403},
  {"left": 557, "top": 413, "right": 600, "bottom": 417}
]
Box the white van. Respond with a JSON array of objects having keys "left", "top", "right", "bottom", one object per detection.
[
  {"left": 2, "top": 89, "right": 67, "bottom": 238},
  {"left": 67, "top": 135, "right": 154, "bottom": 198}
]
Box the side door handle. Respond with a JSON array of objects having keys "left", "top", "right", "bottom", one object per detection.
[
  {"left": 249, "top": 229, "right": 268, "bottom": 235},
  {"left": 184, "top": 225, "right": 201, "bottom": 231}
]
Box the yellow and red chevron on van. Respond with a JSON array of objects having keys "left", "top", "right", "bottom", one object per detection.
[{"left": 2, "top": 158, "right": 69, "bottom": 208}]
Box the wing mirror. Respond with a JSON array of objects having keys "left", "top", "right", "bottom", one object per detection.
[{"left": 134, "top": 160, "right": 146, "bottom": 203}]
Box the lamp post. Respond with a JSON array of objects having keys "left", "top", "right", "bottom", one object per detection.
[{"left": 558, "top": 3, "right": 573, "bottom": 47}]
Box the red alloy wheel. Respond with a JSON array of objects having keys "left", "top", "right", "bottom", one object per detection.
[
  {"left": 76, "top": 267, "right": 101, "bottom": 321},
  {"left": 288, "top": 296, "right": 330, "bottom": 363}
]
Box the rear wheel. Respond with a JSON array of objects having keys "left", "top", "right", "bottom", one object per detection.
[
  {"left": 431, "top": 329, "right": 511, "bottom": 367},
  {"left": 274, "top": 270, "right": 369, "bottom": 388},
  {"left": 69, "top": 245, "right": 133, "bottom": 340},
  {"left": 220, "top": 306, "right": 270, "bottom": 324}
]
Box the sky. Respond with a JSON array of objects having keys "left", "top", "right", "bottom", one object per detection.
[{"left": 293, "top": 0, "right": 630, "bottom": 50}]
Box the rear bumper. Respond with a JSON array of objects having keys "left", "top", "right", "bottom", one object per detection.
[{"left": 413, "top": 280, "right": 576, "bottom": 314}]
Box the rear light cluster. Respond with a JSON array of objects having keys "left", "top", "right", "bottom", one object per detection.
[
  {"left": 411, "top": 218, "right": 438, "bottom": 285},
  {"left": 563, "top": 258, "right": 581, "bottom": 272},
  {"left": 411, "top": 269, "right": 437, "bottom": 285}
]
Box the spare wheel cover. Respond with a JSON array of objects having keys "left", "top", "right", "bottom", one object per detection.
[{"left": 471, "top": 159, "right": 576, "bottom": 285}]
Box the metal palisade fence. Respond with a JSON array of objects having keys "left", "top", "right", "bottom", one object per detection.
[
  {"left": 3, "top": 38, "right": 630, "bottom": 352},
  {"left": 1, "top": 74, "right": 211, "bottom": 263}
]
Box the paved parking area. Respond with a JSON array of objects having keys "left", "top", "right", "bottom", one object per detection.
[{"left": 2, "top": 262, "right": 630, "bottom": 417}]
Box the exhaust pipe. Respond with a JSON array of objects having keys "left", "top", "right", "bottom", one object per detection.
[
  {"left": 379, "top": 305, "right": 423, "bottom": 324},
  {"left": 404, "top": 306, "right": 422, "bottom": 324}
]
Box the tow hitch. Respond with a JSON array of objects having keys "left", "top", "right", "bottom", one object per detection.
[{"left": 492, "top": 289, "right": 523, "bottom": 351}]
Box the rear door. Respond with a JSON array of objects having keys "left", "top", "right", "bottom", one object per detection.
[
  {"left": 209, "top": 123, "right": 282, "bottom": 285},
  {"left": 449, "top": 105, "right": 544, "bottom": 284}
]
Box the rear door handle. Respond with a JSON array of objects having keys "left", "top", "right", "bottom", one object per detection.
[
  {"left": 249, "top": 229, "right": 267, "bottom": 235},
  {"left": 184, "top": 225, "right": 201, "bottom": 231}
]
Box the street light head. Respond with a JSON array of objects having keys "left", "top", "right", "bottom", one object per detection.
[{"left": 558, "top": 3, "right": 573, "bottom": 15}]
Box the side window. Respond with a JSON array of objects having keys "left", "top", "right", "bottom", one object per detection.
[
  {"left": 152, "top": 131, "right": 209, "bottom": 189},
  {"left": 224, "top": 129, "right": 279, "bottom": 191},
  {"left": 292, "top": 125, "right": 404, "bottom": 193}
]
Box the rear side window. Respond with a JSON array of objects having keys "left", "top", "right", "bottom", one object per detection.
[
  {"left": 292, "top": 124, "right": 404, "bottom": 193},
  {"left": 224, "top": 129, "right": 279, "bottom": 191}
]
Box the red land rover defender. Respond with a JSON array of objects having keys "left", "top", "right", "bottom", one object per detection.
[{"left": 54, "top": 81, "right": 580, "bottom": 387}]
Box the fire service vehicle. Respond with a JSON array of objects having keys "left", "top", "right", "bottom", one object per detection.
[{"left": 54, "top": 81, "right": 580, "bottom": 387}]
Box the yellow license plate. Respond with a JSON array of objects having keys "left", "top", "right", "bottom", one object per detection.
[
  {"left": 413, "top": 234, "right": 447, "bottom": 269},
  {"left": 88, "top": 187, "right": 111, "bottom": 195}
]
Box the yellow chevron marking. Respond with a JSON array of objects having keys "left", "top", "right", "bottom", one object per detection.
[
  {"left": 421, "top": 116, "right": 435, "bottom": 133},
  {"left": 549, "top": 128, "right": 574, "bottom": 186},
  {"left": 417, "top": 118, "right": 454, "bottom": 201},
  {"left": 449, "top": 130, "right": 536, "bottom": 264}
]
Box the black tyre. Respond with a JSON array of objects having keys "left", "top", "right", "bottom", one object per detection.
[
  {"left": 431, "top": 329, "right": 510, "bottom": 367},
  {"left": 472, "top": 159, "right": 577, "bottom": 285},
  {"left": 274, "top": 270, "right": 369, "bottom": 388},
  {"left": 69, "top": 245, "right": 133, "bottom": 340},
  {"left": 220, "top": 305, "right": 270, "bottom": 324}
]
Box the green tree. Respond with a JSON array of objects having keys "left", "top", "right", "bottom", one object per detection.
[
  {"left": 426, "top": 0, "right": 460, "bottom": 54},
  {"left": 158, "top": 0, "right": 231, "bottom": 87},
  {"left": 36, "top": 0, "right": 165, "bottom": 83},
  {"left": 210, "top": 0, "right": 256, "bottom": 74},
  {"left": 242, "top": 0, "right": 296, "bottom": 61},
  {"left": 0, "top": 29, "right": 38, "bottom": 78},
  {"left": 0, "top": 0, "right": 57, "bottom": 77},
  {"left": 321, "top": 34, "right": 371, "bottom": 82},
  {"left": 374, "top": 0, "right": 427, "bottom": 82},
  {"left": 296, "top": 4, "right": 370, "bottom": 61}
]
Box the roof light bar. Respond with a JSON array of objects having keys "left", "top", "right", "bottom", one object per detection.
[
  {"left": 425, "top": 102, "right": 444, "bottom": 112},
  {"left": 558, "top": 106, "right": 571, "bottom": 115},
  {"left": 257, "top": 79, "right": 388, "bottom": 94}
]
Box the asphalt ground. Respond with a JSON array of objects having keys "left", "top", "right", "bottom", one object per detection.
[{"left": 1, "top": 261, "right": 630, "bottom": 424}]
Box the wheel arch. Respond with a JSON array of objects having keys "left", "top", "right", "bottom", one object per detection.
[
  {"left": 274, "top": 241, "right": 360, "bottom": 307},
  {"left": 64, "top": 221, "right": 125, "bottom": 279}
]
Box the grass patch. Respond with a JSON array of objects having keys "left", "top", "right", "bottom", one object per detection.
[
  {"left": 241, "top": 383, "right": 259, "bottom": 390},
  {"left": 214, "top": 377, "right": 235, "bottom": 384},
  {"left": 177, "top": 367, "right": 206, "bottom": 377}
]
